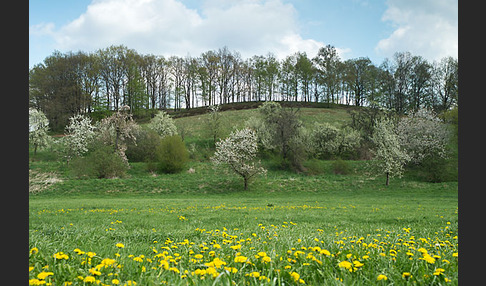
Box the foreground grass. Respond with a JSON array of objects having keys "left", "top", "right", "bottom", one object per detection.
[{"left": 29, "top": 160, "right": 458, "bottom": 285}]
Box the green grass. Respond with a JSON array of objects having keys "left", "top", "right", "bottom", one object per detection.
[
  {"left": 29, "top": 105, "right": 458, "bottom": 285},
  {"left": 29, "top": 159, "right": 458, "bottom": 285}
]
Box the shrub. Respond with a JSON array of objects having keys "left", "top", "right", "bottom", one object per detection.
[
  {"left": 125, "top": 128, "right": 162, "bottom": 162},
  {"left": 331, "top": 158, "right": 351, "bottom": 175},
  {"left": 155, "top": 135, "right": 189, "bottom": 174},
  {"left": 69, "top": 143, "right": 128, "bottom": 179}
]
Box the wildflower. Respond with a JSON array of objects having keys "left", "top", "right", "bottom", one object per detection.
[
  {"left": 320, "top": 249, "right": 331, "bottom": 256},
  {"left": 89, "top": 268, "right": 101, "bottom": 276},
  {"left": 37, "top": 271, "right": 54, "bottom": 280},
  {"left": 29, "top": 279, "right": 43, "bottom": 285},
  {"left": 377, "top": 274, "right": 388, "bottom": 281},
  {"left": 116, "top": 243, "right": 125, "bottom": 248},
  {"left": 224, "top": 266, "right": 238, "bottom": 274},
  {"left": 248, "top": 271, "right": 260, "bottom": 278},
  {"left": 338, "top": 260, "right": 352, "bottom": 270},
  {"left": 353, "top": 260, "right": 364, "bottom": 268},
  {"left": 206, "top": 267, "right": 219, "bottom": 278},
  {"left": 74, "top": 248, "right": 85, "bottom": 255},
  {"left": 133, "top": 256, "right": 143, "bottom": 262},
  {"left": 112, "top": 279, "right": 120, "bottom": 285},
  {"left": 234, "top": 255, "right": 248, "bottom": 263},
  {"left": 87, "top": 252, "right": 96, "bottom": 258},
  {"left": 169, "top": 267, "right": 180, "bottom": 274},
  {"left": 83, "top": 276, "right": 96, "bottom": 283},
  {"left": 402, "top": 272, "right": 412, "bottom": 279},
  {"left": 30, "top": 247, "right": 39, "bottom": 255},
  {"left": 433, "top": 268, "right": 445, "bottom": 276},
  {"left": 53, "top": 252, "right": 69, "bottom": 260},
  {"left": 262, "top": 256, "right": 272, "bottom": 263},
  {"left": 290, "top": 272, "right": 300, "bottom": 282},
  {"left": 421, "top": 253, "right": 436, "bottom": 264},
  {"left": 100, "top": 258, "right": 116, "bottom": 266}
]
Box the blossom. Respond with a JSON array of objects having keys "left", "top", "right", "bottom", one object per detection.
[
  {"left": 30, "top": 247, "right": 39, "bottom": 255},
  {"left": 116, "top": 243, "right": 125, "bottom": 248},
  {"left": 338, "top": 260, "right": 352, "bottom": 270},
  {"left": 234, "top": 255, "right": 248, "bottom": 263},
  {"left": 290, "top": 271, "right": 300, "bottom": 282},
  {"left": 433, "top": 268, "right": 445, "bottom": 276},
  {"left": 111, "top": 279, "right": 120, "bottom": 285},
  {"left": 37, "top": 271, "right": 54, "bottom": 280},
  {"left": 53, "top": 252, "right": 69, "bottom": 260},
  {"left": 402, "top": 272, "right": 412, "bottom": 279},
  {"left": 377, "top": 274, "right": 388, "bottom": 281},
  {"left": 83, "top": 276, "right": 96, "bottom": 283}
]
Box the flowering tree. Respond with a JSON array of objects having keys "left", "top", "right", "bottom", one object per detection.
[
  {"left": 29, "top": 108, "right": 51, "bottom": 155},
  {"left": 397, "top": 108, "right": 450, "bottom": 165},
  {"left": 370, "top": 117, "right": 410, "bottom": 185},
  {"left": 147, "top": 110, "right": 177, "bottom": 138},
  {"left": 212, "top": 128, "right": 267, "bottom": 190},
  {"left": 62, "top": 114, "right": 96, "bottom": 164},
  {"left": 97, "top": 105, "right": 138, "bottom": 165}
]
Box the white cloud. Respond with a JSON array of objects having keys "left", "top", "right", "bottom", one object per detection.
[
  {"left": 375, "top": 0, "right": 457, "bottom": 61},
  {"left": 30, "top": 0, "right": 332, "bottom": 59}
]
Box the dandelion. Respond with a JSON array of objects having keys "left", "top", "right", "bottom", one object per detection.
[
  {"left": 30, "top": 247, "right": 39, "bottom": 255},
  {"left": 83, "top": 276, "right": 96, "bottom": 283},
  {"left": 338, "top": 260, "right": 352, "bottom": 270},
  {"left": 433, "top": 268, "right": 445, "bottom": 276},
  {"left": 37, "top": 271, "right": 54, "bottom": 280},
  {"left": 290, "top": 271, "right": 300, "bottom": 282},
  {"left": 53, "top": 251, "right": 69, "bottom": 260},
  {"left": 402, "top": 272, "right": 412, "bottom": 279},
  {"left": 377, "top": 274, "right": 388, "bottom": 281},
  {"left": 116, "top": 243, "right": 125, "bottom": 248},
  {"left": 234, "top": 255, "right": 248, "bottom": 263},
  {"left": 74, "top": 248, "right": 85, "bottom": 255},
  {"left": 112, "top": 279, "right": 120, "bottom": 285},
  {"left": 248, "top": 271, "right": 260, "bottom": 278}
]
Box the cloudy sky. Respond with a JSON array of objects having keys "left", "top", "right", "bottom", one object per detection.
[{"left": 29, "top": 0, "right": 457, "bottom": 68}]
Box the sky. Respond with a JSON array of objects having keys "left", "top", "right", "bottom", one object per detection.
[{"left": 29, "top": 0, "right": 458, "bottom": 68}]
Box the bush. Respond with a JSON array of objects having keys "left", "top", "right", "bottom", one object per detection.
[
  {"left": 69, "top": 143, "right": 128, "bottom": 179},
  {"left": 155, "top": 135, "right": 189, "bottom": 174},
  {"left": 331, "top": 158, "right": 351, "bottom": 175},
  {"left": 125, "top": 128, "right": 162, "bottom": 162}
]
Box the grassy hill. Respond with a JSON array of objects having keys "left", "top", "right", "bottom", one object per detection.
[{"left": 29, "top": 103, "right": 458, "bottom": 285}]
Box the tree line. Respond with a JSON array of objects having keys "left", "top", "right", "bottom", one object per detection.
[{"left": 29, "top": 44, "right": 458, "bottom": 131}]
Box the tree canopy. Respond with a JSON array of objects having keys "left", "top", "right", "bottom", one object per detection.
[{"left": 29, "top": 45, "right": 458, "bottom": 131}]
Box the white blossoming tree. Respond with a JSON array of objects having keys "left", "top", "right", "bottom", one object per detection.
[
  {"left": 29, "top": 108, "right": 51, "bottom": 155},
  {"left": 62, "top": 114, "right": 96, "bottom": 164},
  {"left": 371, "top": 117, "right": 410, "bottom": 185},
  {"left": 212, "top": 128, "right": 267, "bottom": 190},
  {"left": 97, "top": 105, "right": 138, "bottom": 165},
  {"left": 397, "top": 108, "right": 450, "bottom": 165},
  {"left": 148, "top": 110, "right": 177, "bottom": 138}
]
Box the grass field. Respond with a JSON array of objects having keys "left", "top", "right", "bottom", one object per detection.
[{"left": 29, "top": 105, "right": 458, "bottom": 285}]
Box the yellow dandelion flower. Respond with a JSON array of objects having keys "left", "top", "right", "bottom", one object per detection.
[
  {"left": 83, "top": 276, "right": 96, "bottom": 283},
  {"left": 290, "top": 272, "right": 300, "bottom": 282},
  {"left": 234, "top": 255, "right": 248, "bottom": 263},
  {"left": 37, "top": 271, "right": 54, "bottom": 280},
  {"left": 377, "top": 274, "right": 388, "bottom": 281},
  {"left": 116, "top": 243, "right": 125, "bottom": 248},
  {"left": 30, "top": 247, "right": 39, "bottom": 255}
]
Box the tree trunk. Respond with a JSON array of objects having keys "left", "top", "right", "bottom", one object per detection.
[
  {"left": 385, "top": 172, "right": 389, "bottom": 186},
  {"left": 244, "top": 177, "right": 248, "bottom": 190}
]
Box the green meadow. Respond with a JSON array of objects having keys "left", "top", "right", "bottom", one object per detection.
[{"left": 29, "top": 106, "right": 458, "bottom": 285}]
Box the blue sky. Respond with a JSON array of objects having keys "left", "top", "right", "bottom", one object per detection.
[{"left": 29, "top": 0, "right": 457, "bottom": 68}]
